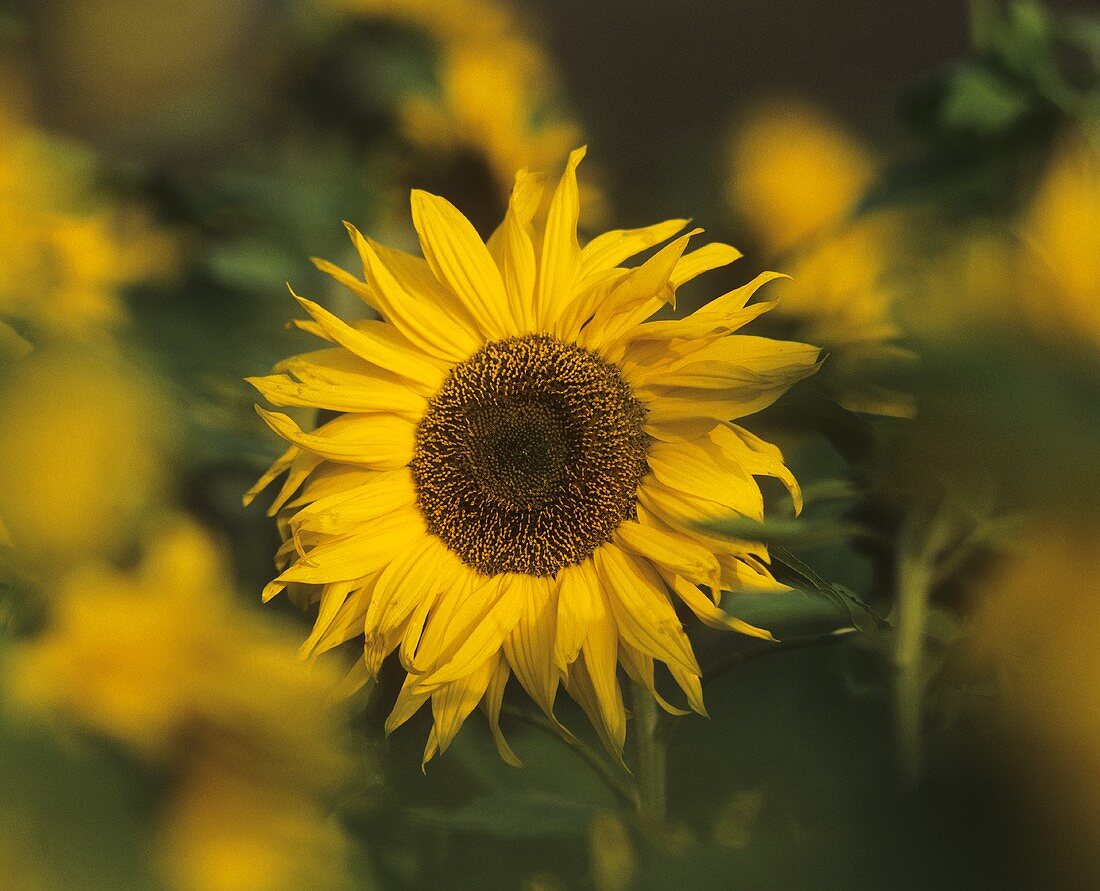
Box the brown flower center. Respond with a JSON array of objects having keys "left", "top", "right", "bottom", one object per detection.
[{"left": 410, "top": 334, "right": 649, "bottom": 576}]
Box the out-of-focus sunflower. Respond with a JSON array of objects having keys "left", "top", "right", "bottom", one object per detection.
[
  {"left": 322, "top": 0, "right": 604, "bottom": 221},
  {"left": 249, "top": 148, "right": 819, "bottom": 764},
  {"left": 0, "top": 349, "right": 168, "bottom": 574},
  {"left": 967, "top": 520, "right": 1100, "bottom": 883},
  {"left": 1018, "top": 129, "right": 1100, "bottom": 349},
  {"left": 0, "top": 91, "right": 177, "bottom": 345},
  {"left": 725, "top": 100, "right": 912, "bottom": 416},
  {"left": 6, "top": 521, "right": 355, "bottom": 890}
]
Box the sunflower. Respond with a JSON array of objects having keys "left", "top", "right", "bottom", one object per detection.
[{"left": 248, "top": 148, "right": 820, "bottom": 764}]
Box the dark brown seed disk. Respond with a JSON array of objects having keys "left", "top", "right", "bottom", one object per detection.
[{"left": 410, "top": 334, "right": 649, "bottom": 577}]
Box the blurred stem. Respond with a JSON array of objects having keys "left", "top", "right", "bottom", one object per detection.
[
  {"left": 501, "top": 705, "right": 637, "bottom": 810},
  {"left": 892, "top": 509, "right": 956, "bottom": 784},
  {"left": 630, "top": 682, "right": 666, "bottom": 826}
]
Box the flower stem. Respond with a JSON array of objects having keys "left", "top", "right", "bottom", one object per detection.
[
  {"left": 501, "top": 704, "right": 637, "bottom": 810},
  {"left": 630, "top": 682, "right": 666, "bottom": 826}
]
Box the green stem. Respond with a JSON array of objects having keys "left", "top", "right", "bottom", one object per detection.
[
  {"left": 630, "top": 682, "right": 666, "bottom": 826},
  {"left": 893, "top": 546, "right": 933, "bottom": 785},
  {"left": 500, "top": 704, "right": 637, "bottom": 811}
]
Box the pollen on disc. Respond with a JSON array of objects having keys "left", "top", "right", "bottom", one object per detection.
[{"left": 410, "top": 334, "right": 650, "bottom": 577}]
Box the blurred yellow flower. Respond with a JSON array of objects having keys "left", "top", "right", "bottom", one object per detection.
[
  {"left": 727, "top": 99, "right": 877, "bottom": 257},
  {"left": 398, "top": 40, "right": 583, "bottom": 204},
  {"left": 6, "top": 521, "right": 355, "bottom": 890},
  {"left": 968, "top": 520, "right": 1100, "bottom": 882},
  {"left": 324, "top": 0, "right": 603, "bottom": 217},
  {"left": 0, "top": 349, "right": 168, "bottom": 573},
  {"left": 250, "top": 148, "right": 817, "bottom": 765},
  {"left": 0, "top": 95, "right": 177, "bottom": 344},
  {"left": 726, "top": 100, "right": 910, "bottom": 416},
  {"left": 1019, "top": 130, "right": 1100, "bottom": 349},
  {"left": 159, "top": 755, "right": 352, "bottom": 891}
]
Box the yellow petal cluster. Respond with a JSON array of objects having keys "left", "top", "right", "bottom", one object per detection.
[
  {"left": 251, "top": 148, "right": 819, "bottom": 765},
  {"left": 0, "top": 93, "right": 177, "bottom": 345},
  {"left": 1019, "top": 130, "right": 1100, "bottom": 348},
  {"left": 323, "top": 0, "right": 599, "bottom": 214},
  {"left": 6, "top": 521, "right": 355, "bottom": 890},
  {"left": 0, "top": 350, "right": 167, "bottom": 574},
  {"left": 726, "top": 100, "right": 911, "bottom": 416}
]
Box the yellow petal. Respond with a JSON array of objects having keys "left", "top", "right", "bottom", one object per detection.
[
  {"left": 535, "top": 147, "right": 586, "bottom": 328},
  {"left": 711, "top": 424, "right": 803, "bottom": 514},
  {"left": 670, "top": 242, "right": 742, "bottom": 288},
  {"left": 565, "top": 651, "right": 626, "bottom": 765},
  {"left": 244, "top": 446, "right": 296, "bottom": 507},
  {"left": 483, "top": 655, "right": 523, "bottom": 767},
  {"left": 290, "top": 469, "right": 417, "bottom": 539},
  {"left": 646, "top": 439, "right": 764, "bottom": 521},
  {"left": 247, "top": 371, "right": 426, "bottom": 417},
  {"left": 345, "top": 224, "right": 482, "bottom": 361},
  {"left": 363, "top": 535, "right": 453, "bottom": 644},
  {"left": 579, "top": 218, "right": 689, "bottom": 278},
  {"left": 502, "top": 577, "right": 564, "bottom": 723},
  {"left": 614, "top": 515, "right": 721, "bottom": 594},
  {"left": 277, "top": 510, "right": 426, "bottom": 586},
  {"left": 255, "top": 408, "right": 414, "bottom": 469},
  {"left": 617, "top": 642, "right": 690, "bottom": 717},
  {"left": 430, "top": 656, "right": 497, "bottom": 756},
  {"left": 416, "top": 573, "right": 526, "bottom": 689},
  {"left": 554, "top": 561, "right": 595, "bottom": 673},
  {"left": 488, "top": 170, "right": 543, "bottom": 333},
  {"left": 593, "top": 544, "right": 700, "bottom": 676},
  {"left": 578, "top": 230, "right": 700, "bottom": 353},
  {"left": 290, "top": 290, "right": 446, "bottom": 393},
  {"left": 663, "top": 571, "right": 776, "bottom": 641},
  {"left": 411, "top": 189, "right": 514, "bottom": 339},
  {"left": 626, "top": 272, "right": 785, "bottom": 343}
]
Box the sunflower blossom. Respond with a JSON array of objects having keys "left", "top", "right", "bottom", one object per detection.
[
  {"left": 726, "top": 100, "right": 912, "bottom": 417},
  {"left": 324, "top": 0, "right": 602, "bottom": 218},
  {"left": 6, "top": 521, "right": 355, "bottom": 890},
  {"left": 0, "top": 92, "right": 177, "bottom": 345},
  {"left": 249, "top": 148, "right": 820, "bottom": 765}
]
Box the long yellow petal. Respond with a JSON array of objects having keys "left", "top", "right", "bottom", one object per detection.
[
  {"left": 346, "top": 224, "right": 482, "bottom": 362},
  {"left": 483, "top": 655, "right": 523, "bottom": 767},
  {"left": 579, "top": 218, "right": 689, "bottom": 277},
  {"left": 255, "top": 407, "right": 415, "bottom": 469},
  {"left": 617, "top": 642, "right": 690, "bottom": 716},
  {"left": 430, "top": 656, "right": 497, "bottom": 759},
  {"left": 614, "top": 515, "right": 721, "bottom": 594},
  {"left": 488, "top": 170, "right": 542, "bottom": 333},
  {"left": 553, "top": 561, "right": 595, "bottom": 673},
  {"left": 415, "top": 573, "right": 526, "bottom": 688},
  {"left": 565, "top": 651, "right": 626, "bottom": 765},
  {"left": 670, "top": 242, "right": 742, "bottom": 288},
  {"left": 646, "top": 438, "right": 764, "bottom": 521},
  {"left": 535, "top": 147, "right": 586, "bottom": 328},
  {"left": 290, "top": 290, "right": 446, "bottom": 393},
  {"left": 277, "top": 510, "right": 426, "bottom": 586},
  {"left": 247, "top": 371, "right": 426, "bottom": 417},
  {"left": 502, "top": 577, "right": 564, "bottom": 723},
  {"left": 711, "top": 424, "right": 803, "bottom": 514},
  {"left": 593, "top": 544, "right": 700, "bottom": 676},
  {"left": 663, "top": 571, "right": 776, "bottom": 641},
  {"left": 411, "top": 189, "right": 514, "bottom": 339}
]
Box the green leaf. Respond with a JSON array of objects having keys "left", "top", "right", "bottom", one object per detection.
[
  {"left": 940, "top": 66, "right": 1030, "bottom": 135},
  {"left": 769, "top": 548, "right": 890, "bottom": 634}
]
